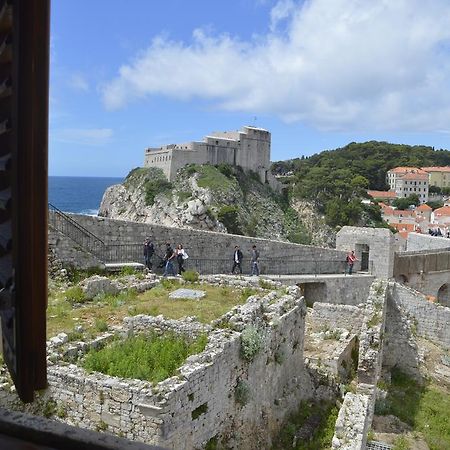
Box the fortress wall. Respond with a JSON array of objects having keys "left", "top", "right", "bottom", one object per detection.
[
  {"left": 406, "top": 232, "right": 450, "bottom": 251},
  {"left": 387, "top": 283, "right": 450, "bottom": 349},
  {"left": 56, "top": 214, "right": 346, "bottom": 269},
  {"left": 1, "top": 286, "right": 313, "bottom": 450}
]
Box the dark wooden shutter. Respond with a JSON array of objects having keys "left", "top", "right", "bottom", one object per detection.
[{"left": 0, "top": 0, "right": 49, "bottom": 402}]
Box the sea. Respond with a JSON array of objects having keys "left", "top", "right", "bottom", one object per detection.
[{"left": 48, "top": 176, "right": 124, "bottom": 215}]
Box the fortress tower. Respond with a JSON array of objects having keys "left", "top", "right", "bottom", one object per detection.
[{"left": 144, "top": 126, "right": 272, "bottom": 184}]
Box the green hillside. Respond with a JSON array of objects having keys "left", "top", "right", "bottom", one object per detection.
[{"left": 273, "top": 141, "right": 450, "bottom": 227}]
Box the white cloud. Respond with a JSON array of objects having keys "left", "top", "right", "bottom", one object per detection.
[
  {"left": 102, "top": 0, "right": 450, "bottom": 132},
  {"left": 68, "top": 74, "right": 89, "bottom": 92},
  {"left": 52, "top": 128, "right": 113, "bottom": 146}
]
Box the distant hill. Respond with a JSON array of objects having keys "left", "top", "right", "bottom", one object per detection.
[
  {"left": 272, "top": 141, "right": 450, "bottom": 228},
  {"left": 273, "top": 141, "right": 450, "bottom": 191}
]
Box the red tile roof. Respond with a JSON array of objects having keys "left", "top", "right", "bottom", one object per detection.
[
  {"left": 399, "top": 172, "right": 428, "bottom": 180},
  {"left": 388, "top": 167, "right": 428, "bottom": 175},
  {"left": 433, "top": 206, "right": 450, "bottom": 217},
  {"left": 367, "top": 190, "right": 397, "bottom": 199},
  {"left": 416, "top": 204, "right": 432, "bottom": 211},
  {"left": 422, "top": 166, "right": 450, "bottom": 173},
  {"left": 390, "top": 223, "right": 416, "bottom": 232}
]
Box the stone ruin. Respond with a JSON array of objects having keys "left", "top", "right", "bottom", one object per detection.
[{"left": 0, "top": 273, "right": 449, "bottom": 449}]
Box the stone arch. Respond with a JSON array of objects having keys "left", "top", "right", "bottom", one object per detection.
[
  {"left": 437, "top": 284, "right": 450, "bottom": 307},
  {"left": 395, "top": 274, "right": 409, "bottom": 284}
]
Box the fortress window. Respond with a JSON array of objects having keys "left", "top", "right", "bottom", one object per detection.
[{"left": 216, "top": 140, "right": 219, "bottom": 145}]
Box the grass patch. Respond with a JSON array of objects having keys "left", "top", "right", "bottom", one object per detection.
[
  {"left": 272, "top": 400, "right": 338, "bottom": 450},
  {"left": 82, "top": 332, "right": 207, "bottom": 383},
  {"left": 377, "top": 368, "right": 450, "bottom": 450},
  {"left": 196, "top": 165, "right": 235, "bottom": 192},
  {"left": 47, "top": 281, "right": 247, "bottom": 340}
]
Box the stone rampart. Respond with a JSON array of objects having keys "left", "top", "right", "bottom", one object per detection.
[
  {"left": 50, "top": 213, "right": 347, "bottom": 273},
  {"left": 406, "top": 232, "right": 450, "bottom": 251}
]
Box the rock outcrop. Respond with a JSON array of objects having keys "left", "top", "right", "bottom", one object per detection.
[{"left": 99, "top": 165, "right": 335, "bottom": 246}]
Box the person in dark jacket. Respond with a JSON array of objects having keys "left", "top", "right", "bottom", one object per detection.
[
  {"left": 143, "top": 237, "right": 154, "bottom": 270},
  {"left": 231, "top": 245, "right": 243, "bottom": 274},
  {"left": 163, "top": 242, "right": 176, "bottom": 277},
  {"left": 251, "top": 245, "right": 260, "bottom": 276}
]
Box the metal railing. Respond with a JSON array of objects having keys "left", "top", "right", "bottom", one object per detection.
[{"left": 48, "top": 204, "right": 106, "bottom": 260}]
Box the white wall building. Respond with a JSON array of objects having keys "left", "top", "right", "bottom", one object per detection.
[
  {"left": 386, "top": 167, "right": 429, "bottom": 204},
  {"left": 144, "top": 126, "right": 278, "bottom": 187}
]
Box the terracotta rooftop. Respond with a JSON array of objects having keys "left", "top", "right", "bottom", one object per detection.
[
  {"left": 388, "top": 167, "right": 428, "bottom": 175},
  {"left": 399, "top": 172, "right": 429, "bottom": 180},
  {"left": 390, "top": 223, "right": 416, "bottom": 232},
  {"left": 416, "top": 204, "right": 432, "bottom": 211},
  {"left": 422, "top": 166, "right": 450, "bottom": 173},
  {"left": 367, "top": 190, "right": 397, "bottom": 199},
  {"left": 433, "top": 206, "right": 450, "bottom": 217}
]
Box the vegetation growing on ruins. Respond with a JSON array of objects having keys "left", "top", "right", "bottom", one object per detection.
[
  {"left": 240, "top": 326, "right": 264, "bottom": 361},
  {"left": 375, "top": 368, "right": 450, "bottom": 450},
  {"left": 272, "top": 400, "right": 338, "bottom": 450},
  {"left": 82, "top": 332, "right": 208, "bottom": 382}
]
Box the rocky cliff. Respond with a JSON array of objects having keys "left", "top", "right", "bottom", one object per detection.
[{"left": 99, "top": 165, "right": 333, "bottom": 246}]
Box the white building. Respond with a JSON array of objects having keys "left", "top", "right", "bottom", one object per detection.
[{"left": 386, "top": 167, "right": 429, "bottom": 204}]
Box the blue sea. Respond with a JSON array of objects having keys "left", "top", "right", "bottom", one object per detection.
[{"left": 48, "top": 176, "right": 123, "bottom": 215}]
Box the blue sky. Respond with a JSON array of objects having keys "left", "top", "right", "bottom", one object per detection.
[{"left": 50, "top": 0, "right": 450, "bottom": 177}]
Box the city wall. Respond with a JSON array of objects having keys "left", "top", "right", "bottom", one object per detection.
[
  {"left": 406, "top": 232, "right": 450, "bottom": 251},
  {"left": 49, "top": 213, "right": 347, "bottom": 272}
]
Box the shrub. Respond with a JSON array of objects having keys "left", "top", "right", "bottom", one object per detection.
[
  {"left": 95, "top": 319, "right": 108, "bottom": 332},
  {"left": 259, "top": 279, "right": 273, "bottom": 290},
  {"left": 43, "top": 399, "right": 57, "bottom": 418},
  {"left": 241, "top": 287, "right": 257, "bottom": 302},
  {"left": 144, "top": 179, "right": 172, "bottom": 205},
  {"left": 216, "top": 163, "right": 234, "bottom": 178},
  {"left": 64, "top": 286, "right": 86, "bottom": 304},
  {"left": 217, "top": 205, "right": 242, "bottom": 234},
  {"left": 240, "top": 326, "right": 263, "bottom": 362},
  {"left": 235, "top": 380, "right": 251, "bottom": 405},
  {"left": 182, "top": 270, "right": 199, "bottom": 283},
  {"left": 119, "top": 266, "right": 138, "bottom": 276},
  {"left": 82, "top": 332, "right": 208, "bottom": 383}
]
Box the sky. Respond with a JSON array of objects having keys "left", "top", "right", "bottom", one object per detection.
[{"left": 50, "top": 0, "right": 450, "bottom": 177}]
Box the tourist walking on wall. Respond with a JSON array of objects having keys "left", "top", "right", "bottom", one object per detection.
[
  {"left": 176, "top": 244, "right": 188, "bottom": 275},
  {"left": 346, "top": 250, "right": 357, "bottom": 275},
  {"left": 251, "top": 245, "right": 260, "bottom": 276},
  {"left": 143, "top": 237, "right": 154, "bottom": 270},
  {"left": 231, "top": 245, "right": 243, "bottom": 274},
  {"left": 163, "top": 242, "right": 176, "bottom": 277}
]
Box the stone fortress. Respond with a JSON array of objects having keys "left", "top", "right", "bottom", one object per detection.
[{"left": 144, "top": 125, "right": 279, "bottom": 188}]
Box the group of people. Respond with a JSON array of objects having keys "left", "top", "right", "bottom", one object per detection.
[
  {"left": 143, "top": 238, "right": 261, "bottom": 277},
  {"left": 428, "top": 228, "right": 450, "bottom": 238},
  {"left": 143, "top": 238, "right": 188, "bottom": 276},
  {"left": 231, "top": 245, "right": 260, "bottom": 276}
]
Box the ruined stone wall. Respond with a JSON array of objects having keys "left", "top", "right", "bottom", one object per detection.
[
  {"left": 1, "top": 287, "right": 313, "bottom": 450},
  {"left": 388, "top": 283, "right": 450, "bottom": 349},
  {"left": 311, "top": 303, "right": 365, "bottom": 334},
  {"left": 383, "top": 283, "right": 421, "bottom": 378},
  {"left": 332, "top": 280, "right": 388, "bottom": 450}
]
